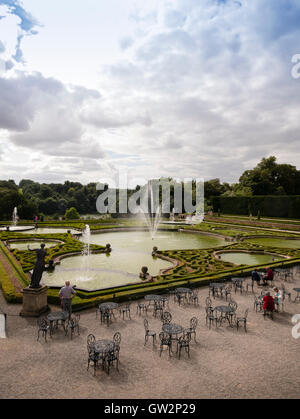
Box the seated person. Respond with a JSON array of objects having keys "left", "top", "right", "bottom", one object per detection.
[
  {"left": 251, "top": 269, "right": 261, "bottom": 285},
  {"left": 263, "top": 267, "right": 274, "bottom": 285},
  {"left": 263, "top": 292, "right": 275, "bottom": 312}
]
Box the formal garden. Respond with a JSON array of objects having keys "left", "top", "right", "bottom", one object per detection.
[{"left": 1, "top": 214, "right": 300, "bottom": 310}]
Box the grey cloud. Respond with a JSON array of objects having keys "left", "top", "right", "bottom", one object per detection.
[
  {"left": 81, "top": 105, "right": 152, "bottom": 129},
  {"left": 164, "top": 10, "right": 187, "bottom": 28},
  {"left": 119, "top": 36, "right": 134, "bottom": 50}
]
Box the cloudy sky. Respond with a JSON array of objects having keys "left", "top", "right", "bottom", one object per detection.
[{"left": 0, "top": 0, "right": 300, "bottom": 185}]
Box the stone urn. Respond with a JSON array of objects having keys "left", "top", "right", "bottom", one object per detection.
[
  {"left": 152, "top": 246, "right": 158, "bottom": 256},
  {"left": 46, "top": 259, "right": 55, "bottom": 271},
  {"left": 140, "top": 266, "right": 152, "bottom": 280}
]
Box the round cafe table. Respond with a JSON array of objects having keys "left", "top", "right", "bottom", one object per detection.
[
  {"left": 144, "top": 295, "right": 164, "bottom": 302},
  {"left": 162, "top": 323, "right": 184, "bottom": 338},
  {"left": 99, "top": 302, "right": 118, "bottom": 311},
  {"left": 98, "top": 302, "right": 118, "bottom": 325},
  {"left": 215, "top": 305, "right": 234, "bottom": 326},
  {"left": 47, "top": 311, "right": 68, "bottom": 335},
  {"left": 144, "top": 295, "right": 164, "bottom": 309},
  {"left": 93, "top": 339, "right": 115, "bottom": 354},
  {"left": 175, "top": 288, "right": 192, "bottom": 295},
  {"left": 162, "top": 323, "right": 184, "bottom": 353}
]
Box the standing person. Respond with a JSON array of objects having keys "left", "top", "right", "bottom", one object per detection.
[{"left": 59, "top": 281, "right": 76, "bottom": 319}]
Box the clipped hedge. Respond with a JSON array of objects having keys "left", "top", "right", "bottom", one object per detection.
[
  {"left": 212, "top": 195, "right": 300, "bottom": 218},
  {"left": 0, "top": 259, "right": 22, "bottom": 303}
]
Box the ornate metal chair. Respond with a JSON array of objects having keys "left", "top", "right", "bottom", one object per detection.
[
  {"left": 281, "top": 283, "right": 291, "bottom": 302},
  {"left": 65, "top": 314, "right": 80, "bottom": 339},
  {"left": 161, "top": 311, "right": 172, "bottom": 325},
  {"left": 175, "top": 293, "right": 185, "bottom": 306},
  {"left": 37, "top": 318, "right": 51, "bottom": 342},
  {"left": 253, "top": 295, "right": 263, "bottom": 312},
  {"left": 233, "top": 279, "right": 244, "bottom": 294},
  {"left": 246, "top": 281, "right": 254, "bottom": 293},
  {"left": 177, "top": 333, "right": 191, "bottom": 359},
  {"left": 185, "top": 317, "right": 198, "bottom": 343},
  {"left": 228, "top": 300, "right": 238, "bottom": 324},
  {"left": 159, "top": 332, "right": 172, "bottom": 357},
  {"left": 235, "top": 309, "right": 249, "bottom": 332},
  {"left": 224, "top": 284, "right": 232, "bottom": 301},
  {"left": 87, "top": 347, "right": 100, "bottom": 376},
  {"left": 105, "top": 346, "right": 120, "bottom": 375},
  {"left": 189, "top": 290, "right": 199, "bottom": 305},
  {"left": 205, "top": 296, "right": 212, "bottom": 308},
  {"left": 87, "top": 333, "right": 96, "bottom": 349},
  {"left": 205, "top": 306, "right": 217, "bottom": 329},
  {"left": 153, "top": 301, "right": 164, "bottom": 318},
  {"left": 113, "top": 332, "right": 121, "bottom": 346},
  {"left": 161, "top": 296, "right": 169, "bottom": 308},
  {"left": 101, "top": 308, "right": 112, "bottom": 326},
  {"left": 144, "top": 319, "right": 156, "bottom": 346}
]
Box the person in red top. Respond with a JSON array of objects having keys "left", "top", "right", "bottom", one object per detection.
[
  {"left": 263, "top": 268, "right": 274, "bottom": 285},
  {"left": 263, "top": 292, "right": 275, "bottom": 312}
]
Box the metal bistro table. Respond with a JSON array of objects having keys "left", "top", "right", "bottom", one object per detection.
[
  {"left": 215, "top": 305, "right": 235, "bottom": 327},
  {"left": 162, "top": 323, "right": 184, "bottom": 353},
  {"left": 175, "top": 287, "right": 192, "bottom": 304},
  {"left": 144, "top": 294, "right": 164, "bottom": 309},
  {"left": 91, "top": 339, "right": 116, "bottom": 371},
  {"left": 175, "top": 287, "right": 192, "bottom": 295},
  {"left": 47, "top": 311, "right": 68, "bottom": 335},
  {"left": 231, "top": 277, "right": 247, "bottom": 293},
  {"left": 99, "top": 302, "right": 118, "bottom": 325},
  {"left": 293, "top": 288, "right": 300, "bottom": 303},
  {"left": 209, "top": 283, "right": 226, "bottom": 298},
  {"left": 93, "top": 339, "right": 115, "bottom": 355}
]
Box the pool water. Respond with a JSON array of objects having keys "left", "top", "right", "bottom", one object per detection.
[
  {"left": 42, "top": 230, "right": 227, "bottom": 290},
  {"left": 218, "top": 252, "right": 283, "bottom": 266}
]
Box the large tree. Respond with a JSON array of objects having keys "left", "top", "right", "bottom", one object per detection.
[{"left": 239, "top": 156, "right": 300, "bottom": 195}]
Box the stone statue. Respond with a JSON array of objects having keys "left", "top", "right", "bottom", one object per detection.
[{"left": 27, "top": 243, "right": 47, "bottom": 289}]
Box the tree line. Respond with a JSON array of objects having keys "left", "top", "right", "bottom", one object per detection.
[{"left": 0, "top": 156, "right": 299, "bottom": 220}]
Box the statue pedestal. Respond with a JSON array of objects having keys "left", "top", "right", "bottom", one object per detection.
[{"left": 20, "top": 286, "right": 49, "bottom": 317}]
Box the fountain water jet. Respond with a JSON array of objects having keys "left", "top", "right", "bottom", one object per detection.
[
  {"left": 139, "top": 181, "right": 161, "bottom": 240},
  {"left": 12, "top": 207, "right": 18, "bottom": 226},
  {"left": 78, "top": 225, "right": 92, "bottom": 281}
]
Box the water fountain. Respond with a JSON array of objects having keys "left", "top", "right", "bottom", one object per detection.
[
  {"left": 78, "top": 224, "right": 92, "bottom": 281},
  {"left": 139, "top": 181, "right": 161, "bottom": 240},
  {"left": 12, "top": 207, "right": 18, "bottom": 226},
  {"left": 170, "top": 208, "right": 175, "bottom": 222}
]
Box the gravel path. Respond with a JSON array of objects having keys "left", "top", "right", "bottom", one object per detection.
[{"left": 0, "top": 270, "right": 300, "bottom": 399}]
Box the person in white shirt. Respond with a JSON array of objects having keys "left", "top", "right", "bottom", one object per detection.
[{"left": 273, "top": 287, "right": 283, "bottom": 311}]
